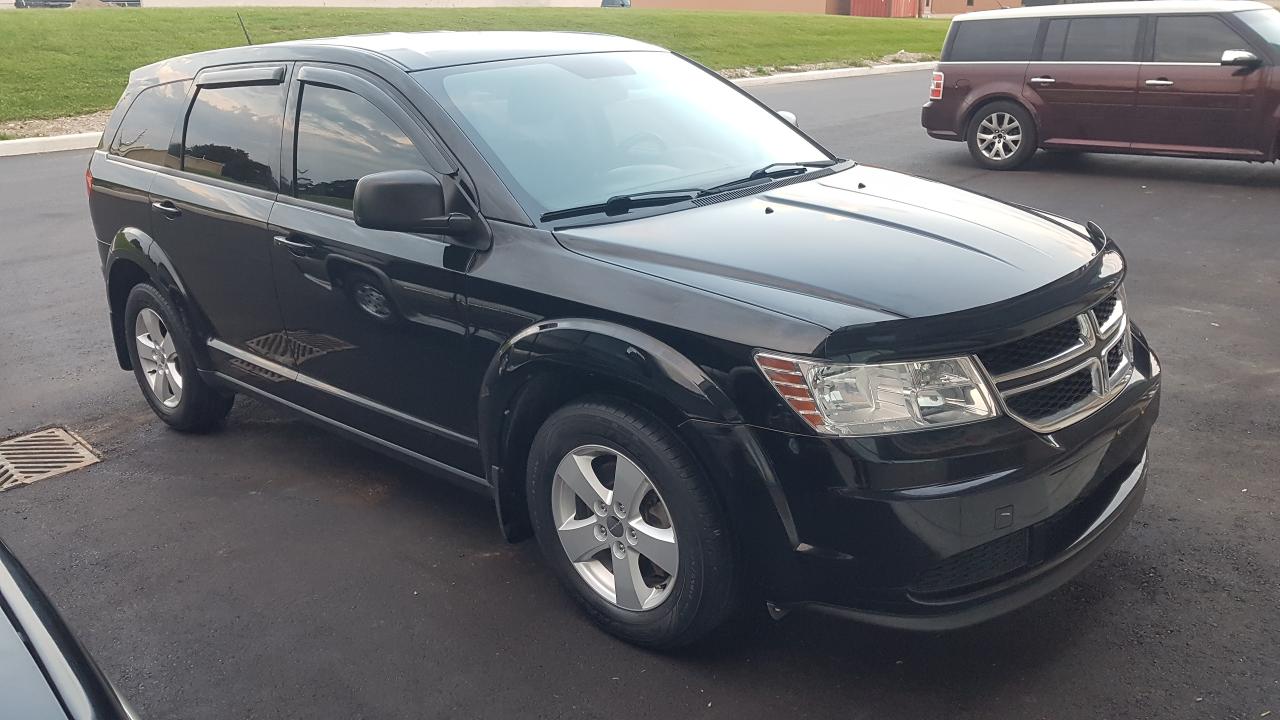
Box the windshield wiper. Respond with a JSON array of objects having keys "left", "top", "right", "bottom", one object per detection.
[
  {"left": 701, "top": 159, "right": 842, "bottom": 197},
  {"left": 540, "top": 188, "right": 705, "bottom": 223}
]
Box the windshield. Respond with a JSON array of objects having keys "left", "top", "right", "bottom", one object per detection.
[
  {"left": 416, "top": 51, "right": 832, "bottom": 218},
  {"left": 1239, "top": 8, "right": 1280, "bottom": 52}
]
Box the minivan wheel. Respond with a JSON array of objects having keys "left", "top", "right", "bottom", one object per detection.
[
  {"left": 967, "top": 101, "right": 1038, "bottom": 170},
  {"left": 124, "top": 283, "right": 234, "bottom": 432},
  {"left": 527, "top": 399, "right": 739, "bottom": 649}
]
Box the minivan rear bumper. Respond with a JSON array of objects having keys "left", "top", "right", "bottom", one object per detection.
[{"left": 690, "top": 331, "right": 1161, "bottom": 630}]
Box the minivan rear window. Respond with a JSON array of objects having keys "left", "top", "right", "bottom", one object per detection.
[
  {"left": 182, "top": 83, "right": 285, "bottom": 192},
  {"left": 108, "top": 81, "right": 189, "bottom": 167},
  {"left": 947, "top": 19, "right": 1040, "bottom": 62}
]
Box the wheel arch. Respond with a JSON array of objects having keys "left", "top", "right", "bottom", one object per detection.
[
  {"left": 479, "top": 319, "right": 744, "bottom": 543},
  {"left": 105, "top": 228, "right": 211, "bottom": 371},
  {"left": 962, "top": 93, "right": 1039, "bottom": 141}
]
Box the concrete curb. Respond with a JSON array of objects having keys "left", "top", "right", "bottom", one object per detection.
[
  {"left": 0, "top": 61, "right": 936, "bottom": 158},
  {"left": 0, "top": 132, "right": 102, "bottom": 158},
  {"left": 732, "top": 60, "right": 936, "bottom": 87}
]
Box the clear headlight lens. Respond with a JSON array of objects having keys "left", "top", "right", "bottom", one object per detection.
[{"left": 755, "top": 353, "right": 999, "bottom": 436}]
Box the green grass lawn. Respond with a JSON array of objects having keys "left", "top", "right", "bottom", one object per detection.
[{"left": 0, "top": 7, "right": 945, "bottom": 123}]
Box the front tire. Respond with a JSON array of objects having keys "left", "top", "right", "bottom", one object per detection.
[
  {"left": 527, "top": 398, "right": 739, "bottom": 649},
  {"left": 967, "top": 101, "right": 1038, "bottom": 170},
  {"left": 124, "top": 283, "right": 234, "bottom": 432}
]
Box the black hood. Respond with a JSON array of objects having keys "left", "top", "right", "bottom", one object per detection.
[{"left": 555, "top": 165, "right": 1104, "bottom": 332}]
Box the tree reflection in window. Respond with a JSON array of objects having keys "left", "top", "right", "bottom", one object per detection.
[
  {"left": 182, "top": 82, "right": 285, "bottom": 192},
  {"left": 294, "top": 84, "right": 426, "bottom": 210}
]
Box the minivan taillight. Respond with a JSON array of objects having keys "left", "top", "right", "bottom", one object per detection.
[
  {"left": 929, "top": 71, "right": 945, "bottom": 101},
  {"left": 85, "top": 168, "right": 94, "bottom": 196}
]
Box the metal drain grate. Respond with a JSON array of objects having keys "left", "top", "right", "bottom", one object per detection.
[{"left": 0, "top": 428, "right": 99, "bottom": 492}]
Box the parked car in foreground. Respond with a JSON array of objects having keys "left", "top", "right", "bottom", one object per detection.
[
  {"left": 0, "top": 539, "right": 137, "bottom": 720},
  {"left": 87, "top": 32, "right": 1161, "bottom": 648},
  {"left": 923, "top": 0, "right": 1280, "bottom": 169}
]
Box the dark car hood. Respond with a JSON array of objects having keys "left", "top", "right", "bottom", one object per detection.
[{"left": 554, "top": 165, "right": 1102, "bottom": 331}]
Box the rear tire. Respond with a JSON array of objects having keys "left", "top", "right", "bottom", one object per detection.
[
  {"left": 967, "top": 101, "right": 1038, "bottom": 170},
  {"left": 527, "top": 398, "right": 739, "bottom": 649},
  {"left": 124, "top": 284, "right": 234, "bottom": 433}
]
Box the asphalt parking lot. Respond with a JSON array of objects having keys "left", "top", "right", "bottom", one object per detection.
[{"left": 1, "top": 69, "right": 1277, "bottom": 719}]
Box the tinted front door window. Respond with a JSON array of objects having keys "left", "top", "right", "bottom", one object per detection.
[
  {"left": 183, "top": 83, "right": 285, "bottom": 191},
  {"left": 294, "top": 84, "right": 426, "bottom": 208},
  {"left": 1153, "top": 16, "right": 1248, "bottom": 63}
]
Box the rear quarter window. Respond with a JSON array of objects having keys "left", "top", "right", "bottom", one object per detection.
[
  {"left": 108, "top": 81, "right": 190, "bottom": 167},
  {"left": 946, "top": 19, "right": 1040, "bottom": 62}
]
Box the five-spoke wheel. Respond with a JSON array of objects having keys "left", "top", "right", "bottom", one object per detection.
[
  {"left": 134, "top": 307, "right": 183, "bottom": 409},
  {"left": 551, "top": 444, "right": 679, "bottom": 611},
  {"left": 124, "top": 283, "right": 234, "bottom": 432},
  {"left": 528, "top": 399, "right": 740, "bottom": 648}
]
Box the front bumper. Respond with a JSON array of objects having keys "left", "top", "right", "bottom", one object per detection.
[{"left": 689, "top": 330, "right": 1161, "bottom": 630}]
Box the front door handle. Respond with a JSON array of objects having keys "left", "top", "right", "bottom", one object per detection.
[
  {"left": 273, "top": 234, "right": 315, "bottom": 255},
  {"left": 1029, "top": 76, "right": 1056, "bottom": 84},
  {"left": 1145, "top": 78, "right": 1174, "bottom": 87},
  {"left": 151, "top": 200, "right": 181, "bottom": 219}
]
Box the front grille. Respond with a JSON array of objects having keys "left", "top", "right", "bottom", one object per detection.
[
  {"left": 910, "top": 528, "right": 1029, "bottom": 596},
  {"left": 978, "top": 287, "right": 1131, "bottom": 433},
  {"left": 1005, "top": 367, "right": 1096, "bottom": 420},
  {"left": 1105, "top": 342, "right": 1124, "bottom": 376},
  {"left": 1092, "top": 294, "right": 1119, "bottom": 328},
  {"left": 977, "top": 317, "right": 1084, "bottom": 376}
]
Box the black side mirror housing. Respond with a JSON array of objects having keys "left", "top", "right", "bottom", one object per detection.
[{"left": 353, "top": 170, "right": 475, "bottom": 238}]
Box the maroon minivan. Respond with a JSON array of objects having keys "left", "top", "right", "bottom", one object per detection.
[{"left": 922, "top": 0, "right": 1280, "bottom": 169}]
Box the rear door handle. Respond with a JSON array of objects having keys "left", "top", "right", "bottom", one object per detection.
[
  {"left": 1029, "top": 76, "right": 1056, "bottom": 84},
  {"left": 151, "top": 200, "right": 181, "bottom": 219},
  {"left": 273, "top": 234, "right": 315, "bottom": 255},
  {"left": 1145, "top": 79, "right": 1174, "bottom": 87}
]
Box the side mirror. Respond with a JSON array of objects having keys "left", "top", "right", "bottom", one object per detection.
[
  {"left": 777, "top": 110, "right": 799, "bottom": 127},
  {"left": 353, "top": 170, "right": 473, "bottom": 236},
  {"left": 1221, "top": 49, "right": 1260, "bottom": 67}
]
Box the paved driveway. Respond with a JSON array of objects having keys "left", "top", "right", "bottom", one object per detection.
[{"left": 0, "top": 70, "right": 1276, "bottom": 719}]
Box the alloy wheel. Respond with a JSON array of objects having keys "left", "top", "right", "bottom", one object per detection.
[
  {"left": 550, "top": 444, "right": 679, "bottom": 611},
  {"left": 134, "top": 307, "right": 183, "bottom": 408},
  {"left": 976, "top": 112, "right": 1022, "bottom": 161}
]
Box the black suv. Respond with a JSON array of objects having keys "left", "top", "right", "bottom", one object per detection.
[{"left": 87, "top": 32, "right": 1161, "bottom": 648}]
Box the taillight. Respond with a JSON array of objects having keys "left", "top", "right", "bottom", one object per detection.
[
  {"left": 929, "top": 71, "right": 945, "bottom": 100},
  {"left": 85, "top": 167, "right": 94, "bottom": 196}
]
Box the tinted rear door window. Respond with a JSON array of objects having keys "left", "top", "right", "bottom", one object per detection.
[
  {"left": 293, "top": 84, "right": 425, "bottom": 210},
  {"left": 1153, "top": 15, "right": 1248, "bottom": 63},
  {"left": 1051, "top": 17, "right": 1141, "bottom": 62},
  {"left": 182, "top": 83, "right": 286, "bottom": 192},
  {"left": 948, "top": 19, "right": 1040, "bottom": 61},
  {"left": 109, "top": 81, "right": 189, "bottom": 166}
]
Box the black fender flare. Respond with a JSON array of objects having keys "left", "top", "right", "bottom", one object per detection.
[
  {"left": 479, "top": 319, "right": 747, "bottom": 537},
  {"left": 103, "top": 227, "right": 212, "bottom": 370}
]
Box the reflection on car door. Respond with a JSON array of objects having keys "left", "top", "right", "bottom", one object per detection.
[
  {"left": 266, "top": 65, "right": 480, "bottom": 475},
  {"left": 1024, "top": 16, "right": 1142, "bottom": 150},
  {"left": 1133, "top": 14, "right": 1268, "bottom": 157},
  {"left": 147, "top": 65, "right": 291, "bottom": 393}
]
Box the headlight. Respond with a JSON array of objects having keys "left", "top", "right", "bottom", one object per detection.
[{"left": 755, "top": 353, "right": 999, "bottom": 436}]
